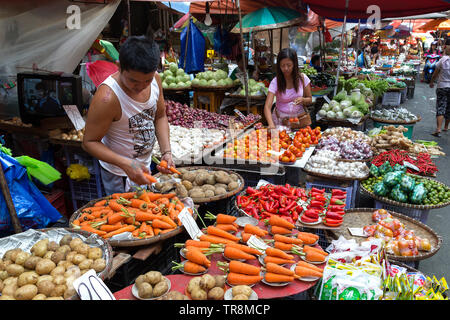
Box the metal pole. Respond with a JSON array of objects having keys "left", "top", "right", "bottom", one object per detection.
[
  {"left": 127, "top": 0, "right": 131, "bottom": 36},
  {"left": 0, "top": 163, "right": 22, "bottom": 234},
  {"left": 237, "top": 0, "right": 250, "bottom": 114},
  {"left": 334, "top": 0, "right": 349, "bottom": 96}
]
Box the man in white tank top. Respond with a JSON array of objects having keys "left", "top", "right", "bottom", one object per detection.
[{"left": 82, "top": 36, "right": 174, "bottom": 194}]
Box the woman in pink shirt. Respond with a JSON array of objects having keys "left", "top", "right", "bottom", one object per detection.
[{"left": 264, "top": 48, "right": 313, "bottom": 128}]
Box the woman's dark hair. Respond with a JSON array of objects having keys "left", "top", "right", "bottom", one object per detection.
[
  {"left": 276, "top": 48, "right": 302, "bottom": 93},
  {"left": 119, "top": 36, "right": 160, "bottom": 73}
]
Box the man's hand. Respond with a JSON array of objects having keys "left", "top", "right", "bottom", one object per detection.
[
  {"left": 430, "top": 82, "right": 434, "bottom": 89},
  {"left": 157, "top": 152, "right": 175, "bottom": 175},
  {"left": 122, "top": 159, "right": 152, "bottom": 185}
]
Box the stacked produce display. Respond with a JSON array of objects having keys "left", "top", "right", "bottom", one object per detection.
[
  {"left": 191, "top": 70, "right": 235, "bottom": 88},
  {"left": 161, "top": 63, "right": 192, "bottom": 90}
]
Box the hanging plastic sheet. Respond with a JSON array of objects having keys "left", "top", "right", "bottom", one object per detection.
[
  {"left": 179, "top": 19, "right": 206, "bottom": 74},
  {"left": 213, "top": 26, "right": 232, "bottom": 57},
  {"left": 0, "top": 152, "right": 62, "bottom": 236}
]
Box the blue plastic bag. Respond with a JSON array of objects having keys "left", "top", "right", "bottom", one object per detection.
[
  {"left": 179, "top": 19, "right": 206, "bottom": 74},
  {"left": 0, "top": 152, "right": 62, "bottom": 235}
]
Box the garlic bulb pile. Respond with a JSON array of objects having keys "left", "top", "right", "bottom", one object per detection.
[
  {"left": 305, "top": 150, "right": 369, "bottom": 178},
  {"left": 322, "top": 127, "right": 371, "bottom": 144}
]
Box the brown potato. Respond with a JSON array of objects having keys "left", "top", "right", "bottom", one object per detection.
[
  {"left": 145, "top": 271, "right": 162, "bottom": 286},
  {"left": 47, "top": 241, "right": 60, "bottom": 252},
  {"left": 87, "top": 247, "right": 102, "bottom": 260},
  {"left": 15, "top": 284, "right": 38, "bottom": 300},
  {"left": 0, "top": 270, "right": 8, "bottom": 280},
  {"left": 0, "top": 279, "right": 3, "bottom": 292},
  {"left": 175, "top": 183, "right": 188, "bottom": 198},
  {"left": 37, "top": 280, "right": 55, "bottom": 296},
  {"left": 59, "top": 235, "right": 73, "bottom": 246},
  {"left": 165, "top": 291, "right": 186, "bottom": 300},
  {"left": 65, "top": 251, "right": 77, "bottom": 263},
  {"left": 17, "top": 271, "right": 39, "bottom": 287},
  {"left": 92, "top": 258, "right": 106, "bottom": 273},
  {"left": 214, "top": 187, "right": 227, "bottom": 196},
  {"left": 37, "top": 275, "right": 53, "bottom": 286},
  {"left": 51, "top": 251, "right": 65, "bottom": 265},
  {"left": 187, "top": 277, "right": 202, "bottom": 294},
  {"left": 57, "top": 261, "right": 73, "bottom": 270},
  {"left": 53, "top": 275, "right": 66, "bottom": 286},
  {"left": 46, "top": 297, "right": 64, "bottom": 300},
  {"left": 213, "top": 275, "right": 226, "bottom": 288},
  {"left": 204, "top": 190, "right": 215, "bottom": 198},
  {"left": 181, "top": 180, "right": 193, "bottom": 191},
  {"left": 2, "top": 284, "right": 18, "bottom": 297},
  {"left": 14, "top": 251, "right": 30, "bottom": 266},
  {"left": 50, "top": 266, "right": 66, "bottom": 277},
  {"left": 6, "top": 264, "right": 24, "bottom": 277},
  {"left": 208, "top": 287, "right": 224, "bottom": 300},
  {"left": 232, "top": 294, "right": 249, "bottom": 300},
  {"left": 43, "top": 251, "right": 55, "bottom": 260},
  {"left": 227, "top": 181, "right": 239, "bottom": 191},
  {"left": 69, "top": 238, "right": 83, "bottom": 251},
  {"left": 4, "top": 249, "right": 21, "bottom": 262},
  {"left": 35, "top": 259, "right": 56, "bottom": 275},
  {"left": 190, "top": 287, "right": 207, "bottom": 300},
  {"left": 232, "top": 285, "right": 252, "bottom": 298},
  {"left": 51, "top": 284, "right": 67, "bottom": 297},
  {"left": 75, "top": 243, "right": 89, "bottom": 256},
  {"left": 0, "top": 260, "right": 5, "bottom": 271},
  {"left": 199, "top": 274, "right": 216, "bottom": 291},
  {"left": 31, "top": 239, "right": 49, "bottom": 257},
  {"left": 56, "top": 245, "right": 71, "bottom": 257},
  {"left": 64, "top": 265, "right": 81, "bottom": 279},
  {"left": 78, "top": 259, "right": 93, "bottom": 270},
  {"left": 72, "top": 254, "right": 86, "bottom": 265},
  {"left": 0, "top": 295, "right": 14, "bottom": 300},
  {"left": 152, "top": 280, "right": 168, "bottom": 297},
  {"left": 23, "top": 256, "right": 42, "bottom": 270},
  {"left": 64, "top": 287, "right": 77, "bottom": 300},
  {"left": 32, "top": 294, "right": 47, "bottom": 300},
  {"left": 138, "top": 282, "right": 153, "bottom": 299},
  {"left": 135, "top": 275, "right": 147, "bottom": 288},
  {"left": 3, "top": 276, "right": 18, "bottom": 287}
]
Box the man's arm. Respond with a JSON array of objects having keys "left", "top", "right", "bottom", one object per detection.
[
  {"left": 153, "top": 73, "right": 174, "bottom": 173},
  {"left": 430, "top": 63, "right": 441, "bottom": 88},
  {"left": 82, "top": 85, "right": 152, "bottom": 185}
]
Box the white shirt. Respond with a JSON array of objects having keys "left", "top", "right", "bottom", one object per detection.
[
  {"left": 436, "top": 55, "right": 450, "bottom": 88},
  {"left": 98, "top": 75, "right": 159, "bottom": 176}
]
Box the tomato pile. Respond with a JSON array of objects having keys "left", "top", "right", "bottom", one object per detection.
[{"left": 279, "top": 126, "right": 322, "bottom": 163}]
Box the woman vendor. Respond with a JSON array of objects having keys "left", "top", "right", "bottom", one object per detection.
[{"left": 263, "top": 48, "right": 312, "bottom": 129}]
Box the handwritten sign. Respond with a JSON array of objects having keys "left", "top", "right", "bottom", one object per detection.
[
  {"left": 246, "top": 235, "right": 269, "bottom": 254},
  {"left": 63, "top": 105, "right": 85, "bottom": 131},
  {"left": 73, "top": 269, "right": 115, "bottom": 300},
  {"left": 178, "top": 207, "right": 203, "bottom": 240}
]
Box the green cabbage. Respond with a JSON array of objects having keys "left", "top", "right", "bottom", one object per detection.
[
  {"left": 169, "top": 63, "right": 178, "bottom": 74},
  {"left": 334, "top": 89, "right": 348, "bottom": 102}
]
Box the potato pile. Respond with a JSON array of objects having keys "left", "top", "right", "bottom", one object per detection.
[
  {"left": 186, "top": 274, "right": 226, "bottom": 300},
  {"left": 370, "top": 125, "right": 412, "bottom": 154},
  {"left": 134, "top": 271, "right": 169, "bottom": 299},
  {"left": 154, "top": 168, "right": 240, "bottom": 200},
  {"left": 231, "top": 285, "right": 254, "bottom": 300},
  {"left": 0, "top": 235, "right": 106, "bottom": 300}
]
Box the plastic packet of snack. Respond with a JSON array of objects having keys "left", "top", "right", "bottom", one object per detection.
[{"left": 389, "top": 264, "right": 407, "bottom": 277}]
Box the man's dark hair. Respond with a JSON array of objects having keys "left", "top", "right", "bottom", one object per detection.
[
  {"left": 311, "top": 55, "right": 320, "bottom": 65},
  {"left": 119, "top": 36, "right": 160, "bottom": 73}
]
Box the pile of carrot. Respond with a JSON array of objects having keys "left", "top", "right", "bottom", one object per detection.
[
  {"left": 263, "top": 262, "right": 297, "bottom": 283},
  {"left": 205, "top": 212, "right": 239, "bottom": 233},
  {"left": 71, "top": 189, "right": 192, "bottom": 239},
  {"left": 265, "top": 215, "right": 296, "bottom": 235},
  {"left": 294, "top": 261, "right": 324, "bottom": 279},
  {"left": 292, "top": 245, "right": 328, "bottom": 263},
  {"left": 263, "top": 246, "right": 296, "bottom": 265},
  {"left": 217, "top": 260, "right": 263, "bottom": 286}
]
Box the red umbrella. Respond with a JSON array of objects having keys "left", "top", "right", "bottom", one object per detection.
[{"left": 86, "top": 60, "right": 118, "bottom": 88}]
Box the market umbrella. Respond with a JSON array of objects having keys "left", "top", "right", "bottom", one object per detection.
[
  {"left": 417, "top": 19, "right": 450, "bottom": 32},
  {"left": 230, "top": 6, "right": 306, "bottom": 33},
  {"left": 86, "top": 60, "right": 118, "bottom": 88}
]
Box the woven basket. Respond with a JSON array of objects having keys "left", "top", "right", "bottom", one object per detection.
[
  {"left": 69, "top": 198, "right": 196, "bottom": 248},
  {"left": 302, "top": 167, "right": 370, "bottom": 182},
  {"left": 370, "top": 115, "right": 422, "bottom": 125},
  {"left": 326, "top": 208, "right": 442, "bottom": 262},
  {"left": 154, "top": 166, "right": 245, "bottom": 204},
  {"left": 360, "top": 175, "right": 450, "bottom": 210}
]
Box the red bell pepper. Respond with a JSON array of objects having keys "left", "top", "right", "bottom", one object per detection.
[
  {"left": 330, "top": 198, "right": 345, "bottom": 205},
  {"left": 310, "top": 200, "right": 325, "bottom": 207},
  {"left": 311, "top": 187, "right": 325, "bottom": 194},
  {"left": 323, "top": 218, "right": 343, "bottom": 227},
  {"left": 304, "top": 209, "right": 319, "bottom": 219},
  {"left": 300, "top": 215, "right": 319, "bottom": 223},
  {"left": 328, "top": 204, "right": 346, "bottom": 212},
  {"left": 325, "top": 211, "right": 343, "bottom": 221},
  {"left": 331, "top": 189, "right": 346, "bottom": 196},
  {"left": 332, "top": 195, "right": 347, "bottom": 200}
]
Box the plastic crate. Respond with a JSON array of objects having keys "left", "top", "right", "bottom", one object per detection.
[
  {"left": 374, "top": 200, "right": 429, "bottom": 224},
  {"left": 305, "top": 176, "right": 358, "bottom": 209},
  {"left": 44, "top": 189, "right": 68, "bottom": 218},
  {"left": 382, "top": 91, "right": 401, "bottom": 106}
]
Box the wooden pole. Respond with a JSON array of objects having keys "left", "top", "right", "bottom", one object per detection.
[
  {"left": 334, "top": 0, "right": 349, "bottom": 96},
  {"left": 127, "top": 0, "right": 131, "bottom": 36},
  {"left": 237, "top": 0, "right": 250, "bottom": 114},
  {"left": 0, "top": 163, "right": 22, "bottom": 234}
]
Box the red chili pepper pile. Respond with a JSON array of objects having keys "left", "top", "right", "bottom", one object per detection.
[
  {"left": 371, "top": 149, "right": 438, "bottom": 176},
  {"left": 237, "top": 184, "right": 307, "bottom": 224}
]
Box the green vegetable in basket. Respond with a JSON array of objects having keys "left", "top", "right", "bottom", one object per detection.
[
  {"left": 383, "top": 171, "right": 404, "bottom": 188},
  {"left": 390, "top": 185, "right": 408, "bottom": 203},
  {"left": 393, "top": 164, "right": 406, "bottom": 174},
  {"left": 378, "top": 161, "right": 392, "bottom": 176},
  {"left": 373, "top": 181, "right": 389, "bottom": 197},
  {"left": 400, "top": 175, "right": 416, "bottom": 193},
  {"left": 410, "top": 183, "right": 427, "bottom": 204},
  {"left": 370, "top": 164, "right": 380, "bottom": 177}
]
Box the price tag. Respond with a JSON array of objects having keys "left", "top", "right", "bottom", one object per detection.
[
  {"left": 63, "top": 105, "right": 85, "bottom": 131},
  {"left": 403, "top": 161, "right": 419, "bottom": 172},
  {"left": 348, "top": 227, "right": 368, "bottom": 238},
  {"left": 178, "top": 207, "right": 203, "bottom": 240},
  {"left": 234, "top": 108, "right": 247, "bottom": 121},
  {"left": 73, "top": 269, "right": 116, "bottom": 300},
  {"left": 256, "top": 179, "right": 271, "bottom": 189},
  {"left": 246, "top": 235, "right": 269, "bottom": 254}
]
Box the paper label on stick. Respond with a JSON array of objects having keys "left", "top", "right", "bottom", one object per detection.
[
  {"left": 178, "top": 207, "right": 203, "bottom": 240},
  {"left": 234, "top": 108, "right": 247, "bottom": 120},
  {"left": 348, "top": 227, "right": 367, "bottom": 237},
  {"left": 246, "top": 235, "right": 269, "bottom": 254},
  {"left": 73, "top": 269, "right": 116, "bottom": 300},
  {"left": 403, "top": 161, "right": 419, "bottom": 172},
  {"left": 63, "top": 105, "right": 85, "bottom": 131}
]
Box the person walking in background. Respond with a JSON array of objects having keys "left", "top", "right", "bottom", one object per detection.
[{"left": 430, "top": 38, "right": 450, "bottom": 137}]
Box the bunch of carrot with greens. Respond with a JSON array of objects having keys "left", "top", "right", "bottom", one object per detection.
[{"left": 71, "top": 188, "right": 192, "bottom": 239}]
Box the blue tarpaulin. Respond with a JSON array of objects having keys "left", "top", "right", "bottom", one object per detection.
[
  {"left": 0, "top": 151, "right": 62, "bottom": 236},
  {"left": 179, "top": 19, "right": 205, "bottom": 74}
]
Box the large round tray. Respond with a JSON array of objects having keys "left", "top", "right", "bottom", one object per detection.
[
  {"left": 302, "top": 167, "right": 370, "bottom": 182},
  {"left": 370, "top": 115, "right": 422, "bottom": 125},
  {"left": 326, "top": 208, "right": 442, "bottom": 262},
  {"left": 317, "top": 114, "right": 369, "bottom": 127},
  {"left": 360, "top": 175, "right": 450, "bottom": 210},
  {"left": 154, "top": 166, "right": 245, "bottom": 204},
  {"left": 69, "top": 197, "right": 196, "bottom": 247}
]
